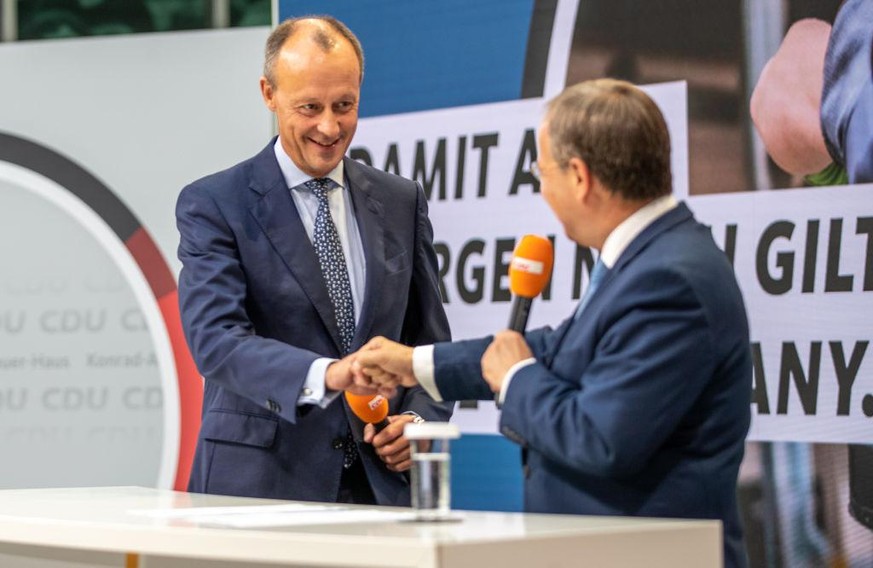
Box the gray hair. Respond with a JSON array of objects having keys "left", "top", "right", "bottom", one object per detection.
[{"left": 546, "top": 79, "right": 672, "bottom": 201}]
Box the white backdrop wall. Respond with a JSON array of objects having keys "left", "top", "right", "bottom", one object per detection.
[{"left": 0, "top": 28, "right": 271, "bottom": 490}]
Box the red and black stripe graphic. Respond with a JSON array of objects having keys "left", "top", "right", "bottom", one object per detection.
[{"left": 0, "top": 131, "right": 201, "bottom": 491}]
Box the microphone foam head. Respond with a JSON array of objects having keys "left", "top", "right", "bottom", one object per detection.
[
  {"left": 344, "top": 392, "right": 389, "bottom": 423},
  {"left": 509, "top": 234, "right": 554, "bottom": 298}
]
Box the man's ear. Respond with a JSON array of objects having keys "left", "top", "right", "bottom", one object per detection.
[
  {"left": 260, "top": 76, "right": 276, "bottom": 112},
  {"left": 567, "top": 156, "right": 591, "bottom": 203}
]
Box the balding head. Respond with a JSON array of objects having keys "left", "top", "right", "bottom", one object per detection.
[{"left": 263, "top": 16, "right": 364, "bottom": 87}]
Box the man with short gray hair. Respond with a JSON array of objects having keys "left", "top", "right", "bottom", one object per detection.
[{"left": 355, "top": 79, "right": 752, "bottom": 567}]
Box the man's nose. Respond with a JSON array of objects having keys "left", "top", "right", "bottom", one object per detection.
[{"left": 317, "top": 110, "right": 341, "bottom": 139}]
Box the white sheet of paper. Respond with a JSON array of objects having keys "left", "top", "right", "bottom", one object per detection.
[{"left": 129, "top": 503, "right": 417, "bottom": 527}]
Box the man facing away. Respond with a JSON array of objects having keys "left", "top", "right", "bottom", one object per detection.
[
  {"left": 355, "top": 79, "right": 752, "bottom": 568},
  {"left": 176, "top": 15, "right": 452, "bottom": 506}
]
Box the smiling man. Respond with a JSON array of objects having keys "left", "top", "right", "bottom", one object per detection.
[{"left": 175, "top": 16, "right": 451, "bottom": 506}]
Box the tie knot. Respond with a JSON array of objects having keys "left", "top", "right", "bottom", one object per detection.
[{"left": 304, "top": 178, "right": 333, "bottom": 200}]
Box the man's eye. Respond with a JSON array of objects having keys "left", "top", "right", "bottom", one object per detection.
[
  {"left": 333, "top": 101, "right": 355, "bottom": 113},
  {"left": 299, "top": 104, "right": 320, "bottom": 113}
]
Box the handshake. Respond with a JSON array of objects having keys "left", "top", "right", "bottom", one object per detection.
[
  {"left": 326, "top": 336, "right": 420, "bottom": 399},
  {"left": 326, "top": 331, "right": 534, "bottom": 399}
]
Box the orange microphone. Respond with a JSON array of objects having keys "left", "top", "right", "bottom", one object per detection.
[
  {"left": 508, "top": 235, "right": 554, "bottom": 332},
  {"left": 344, "top": 392, "right": 390, "bottom": 433}
]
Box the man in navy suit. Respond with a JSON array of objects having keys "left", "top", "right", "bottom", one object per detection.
[
  {"left": 176, "top": 16, "right": 451, "bottom": 506},
  {"left": 355, "top": 79, "right": 752, "bottom": 567}
]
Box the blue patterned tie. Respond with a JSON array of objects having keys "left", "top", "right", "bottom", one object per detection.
[
  {"left": 304, "top": 178, "right": 359, "bottom": 470},
  {"left": 304, "top": 178, "right": 356, "bottom": 355},
  {"left": 574, "top": 259, "right": 607, "bottom": 320}
]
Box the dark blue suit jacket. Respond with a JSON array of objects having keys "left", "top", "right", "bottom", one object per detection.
[
  {"left": 176, "top": 140, "right": 452, "bottom": 506},
  {"left": 434, "top": 203, "right": 751, "bottom": 568}
]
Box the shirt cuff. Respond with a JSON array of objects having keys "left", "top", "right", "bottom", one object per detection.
[
  {"left": 299, "top": 357, "right": 342, "bottom": 408},
  {"left": 497, "top": 357, "right": 536, "bottom": 406},
  {"left": 402, "top": 411, "right": 426, "bottom": 424},
  {"left": 412, "top": 345, "right": 442, "bottom": 402}
]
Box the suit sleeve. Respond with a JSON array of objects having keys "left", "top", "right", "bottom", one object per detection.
[
  {"left": 499, "top": 267, "right": 719, "bottom": 479},
  {"left": 394, "top": 182, "right": 454, "bottom": 421},
  {"left": 176, "top": 184, "right": 319, "bottom": 424},
  {"left": 431, "top": 326, "right": 553, "bottom": 402}
]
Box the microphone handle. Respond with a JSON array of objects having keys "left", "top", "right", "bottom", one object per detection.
[
  {"left": 508, "top": 296, "right": 533, "bottom": 332},
  {"left": 499, "top": 296, "right": 534, "bottom": 406},
  {"left": 374, "top": 418, "right": 390, "bottom": 433}
]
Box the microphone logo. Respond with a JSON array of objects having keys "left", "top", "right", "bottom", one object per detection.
[{"left": 510, "top": 256, "right": 545, "bottom": 275}]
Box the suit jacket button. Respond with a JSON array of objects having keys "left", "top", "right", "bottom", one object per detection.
[
  {"left": 332, "top": 438, "right": 344, "bottom": 450},
  {"left": 266, "top": 399, "right": 280, "bottom": 413}
]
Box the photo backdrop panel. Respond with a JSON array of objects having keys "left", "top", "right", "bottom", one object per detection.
[
  {"left": 693, "top": 185, "right": 873, "bottom": 444},
  {"left": 0, "top": 28, "right": 271, "bottom": 489}
]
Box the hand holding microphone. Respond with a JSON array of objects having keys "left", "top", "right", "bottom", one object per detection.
[
  {"left": 345, "top": 391, "right": 418, "bottom": 472},
  {"left": 482, "top": 235, "right": 554, "bottom": 394}
]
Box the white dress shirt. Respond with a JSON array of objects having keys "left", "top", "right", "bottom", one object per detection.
[{"left": 272, "top": 140, "right": 367, "bottom": 406}]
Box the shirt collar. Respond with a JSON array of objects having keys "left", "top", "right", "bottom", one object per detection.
[
  {"left": 599, "top": 194, "right": 678, "bottom": 268},
  {"left": 273, "top": 137, "right": 345, "bottom": 190}
]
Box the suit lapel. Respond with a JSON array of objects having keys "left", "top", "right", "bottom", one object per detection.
[
  {"left": 586, "top": 202, "right": 693, "bottom": 307},
  {"left": 344, "top": 158, "right": 385, "bottom": 350},
  {"left": 247, "top": 141, "right": 345, "bottom": 353}
]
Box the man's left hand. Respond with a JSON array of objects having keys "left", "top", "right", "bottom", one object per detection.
[
  {"left": 481, "top": 330, "right": 533, "bottom": 393},
  {"left": 363, "top": 414, "right": 424, "bottom": 473}
]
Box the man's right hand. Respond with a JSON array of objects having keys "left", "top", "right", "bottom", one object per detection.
[
  {"left": 351, "top": 336, "right": 419, "bottom": 395},
  {"left": 325, "top": 353, "right": 379, "bottom": 395}
]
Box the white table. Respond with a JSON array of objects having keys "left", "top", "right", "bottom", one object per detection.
[{"left": 0, "top": 486, "right": 721, "bottom": 568}]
